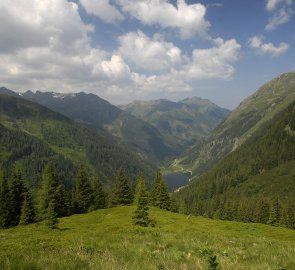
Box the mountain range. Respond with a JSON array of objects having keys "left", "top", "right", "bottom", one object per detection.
[
  {"left": 0, "top": 87, "right": 229, "bottom": 165},
  {"left": 120, "top": 97, "right": 230, "bottom": 154}
]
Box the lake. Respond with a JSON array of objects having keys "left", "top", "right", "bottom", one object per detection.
[{"left": 163, "top": 171, "right": 191, "bottom": 192}]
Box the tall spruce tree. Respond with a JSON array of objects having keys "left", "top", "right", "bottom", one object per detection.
[
  {"left": 92, "top": 177, "right": 106, "bottom": 210},
  {"left": 46, "top": 199, "right": 59, "bottom": 229},
  {"left": 156, "top": 172, "right": 171, "bottom": 210},
  {"left": 134, "top": 175, "right": 148, "bottom": 205},
  {"left": 0, "top": 173, "right": 10, "bottom": 228},
  {"left": 112, "top": 169, "right": 132, "bottom": 206},
  {"left": 132, "top": 175, "right": 154, "bottom": 227},
  {"left": 254, "top": 197, "right": 270, "bottom": 224},
  {"left": 75, "top": 165, "right": 93, "bottom": 213},
  {"left": 19, "top": 190, "right": 35, "bottom": 225},
  {"left": 37, "top": 162, "right": 67, "bottom": 219},
  {"left": 8, "top": 168, "right": 26, "bottom": 226}
]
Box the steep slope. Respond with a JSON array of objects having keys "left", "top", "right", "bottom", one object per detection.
[
  {"left": 0, "top": 94, "right": 156, "bottom": 187},
  {"left": 19, "top": 90, "right": 176, "bottom": 162},
  {"left": 120, "top": 97, "right": 230, "bottom": 152},
  {"left": 176, "top": 71, "right": 295, "bottom": 176},
  {"left": 174, "top": 99, "right": 295, "bottom": 222}
]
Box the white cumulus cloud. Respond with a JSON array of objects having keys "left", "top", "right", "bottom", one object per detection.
[
  {"left": 118, "top": 31, "right": 182, "bottom": 71},
  {"left": 249, "top": 36, "right": 289, "bottom": 57},
  {"left": 117, "top": 0, "right": 210, "bottom": 39},
  {"left": 265, "top": 0, "right": 293, "bottom": 31},
  {"left": 80, "top": 0, "right": 124, "bottom": 23},
  {"left": 179, "top": 38, "right": 241, "bottom": 80}
]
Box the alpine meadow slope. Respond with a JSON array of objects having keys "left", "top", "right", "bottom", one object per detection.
[
  {"left": 0, "top": 206, "right": 294, "bottom": 270},
  {"left": 0, "top": 93, "right": 157, "bottom": 188},
  {"left": 174, "top": 71, "right": 295, "bottom": 176}
]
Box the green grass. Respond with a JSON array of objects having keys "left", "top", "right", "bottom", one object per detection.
[{"left": 0, "top": 206, "right": 294, "bottom": 270}]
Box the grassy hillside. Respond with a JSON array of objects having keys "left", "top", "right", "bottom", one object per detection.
[
  {"left": 175, "top": 71, "right": 295, "bottom": 176},
  {"left": 120, "top": 97, "right": 230, "bottom": 153},
  {"left": 0, "top": 206, "right": 294, "bottom": 270},
  {"left": 20, "top": 90, "right": 177, "bottom": 163},
  {"left": 0, "top": 94, "right": 157, "bottom": 187}
]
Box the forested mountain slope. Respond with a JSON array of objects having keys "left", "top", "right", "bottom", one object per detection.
[
  {"left": 0, "top": 94, "right": 156, "bottom": 188},
  {"left": 174, "top": 99, "right": 295, "bottom": 227},
  {"left": 19, "top": 90, "right": 177, "bottom": 163}
]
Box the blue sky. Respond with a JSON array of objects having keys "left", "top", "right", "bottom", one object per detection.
[{"left": 0, "top": 0, "right": 294, "bottom": 109}]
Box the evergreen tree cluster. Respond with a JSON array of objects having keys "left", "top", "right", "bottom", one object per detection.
[
  {"left": 175, "top": 195, "right": 295, "bottom": 230},
  {"left": 0, "top": 160, "right": 172, "bottom": 230},
  {"left": 0, "top": 168, "right": 35, "bottom": 228}
]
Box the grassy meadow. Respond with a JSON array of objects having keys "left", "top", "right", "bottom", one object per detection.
[{"left": 0, "top": 206, "right": 294, "bottom": 270}]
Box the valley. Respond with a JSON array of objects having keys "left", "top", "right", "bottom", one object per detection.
[{"left": 1, "top": 1, "right": 295, "bottom": 269}]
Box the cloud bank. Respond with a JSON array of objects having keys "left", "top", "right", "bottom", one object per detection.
[{"left": 0, "top": 0, "right": 243, "bottom": 104}]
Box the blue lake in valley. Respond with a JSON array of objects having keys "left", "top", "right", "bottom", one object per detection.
[{"left": 163, "top": 171, "right": 191, "bottom": 191}]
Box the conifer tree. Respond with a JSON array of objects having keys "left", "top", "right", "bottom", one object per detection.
[
  {"left": 46, "top": 199, "right": 58, "bottom": 229},
  {"left": 19, "top": 190, "right": 35, "bottom": 225},
  {"left": 156, "top": 172, "right": 171, "bottom": 210},
  {"left": 0, "top": 173, "right": 10, "bottom": 228},
  {"left": 149, "top": 177, "right": 159, "bottom": 206},
  {"left": 37, "top": 162, "right": 67, "bottom": 219},
  {"left": 132, "top": 176, "right": 154, "bottom": 227},
  {"left": 8, "top": 168, "right": 26, "bottom": 226},
  {"left": 268, "top": 197, "right": 281, "bottom": 225},
  {"left": 254, "top": 197, "right": 270, "bottom": 224},
  {"left": 112, "top": 169, "right": 132, "bottom": 206},
  {"left": 149, "top": 171, "right": 171, "bottom": 210},
  {"left": 134, "top": 175, "right": 148, "bottom": 205},
  {"left": 92, "top": 177, "right": 106, "bottom": 210},
  {"left": 75, "top": 165, "right": 93, "bottom": 213}
]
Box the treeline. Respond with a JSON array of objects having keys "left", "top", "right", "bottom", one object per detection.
[
  {"left": 177, "top": 195, "right": 295, "bottom": 230},
  {"left": 0, "top": 163, "right": 172, "bottom": 229}
]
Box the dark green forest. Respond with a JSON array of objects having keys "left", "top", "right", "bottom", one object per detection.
[{"left": 173, "top": 100, "right": 295, "bottom": 229}]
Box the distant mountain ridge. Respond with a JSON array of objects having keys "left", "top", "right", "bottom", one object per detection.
[
  {"left": 120, "top": 97, "right": 230, "bottom": 154},
  {"left": 175, "top": 71, "right": 295, "bottom": 177}
]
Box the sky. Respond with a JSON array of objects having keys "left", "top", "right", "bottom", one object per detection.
[{"left": 0, "top": 0, "right": 294, "bottom": 109}]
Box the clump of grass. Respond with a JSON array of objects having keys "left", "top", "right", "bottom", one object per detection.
[{"left": 200, "top": 248, "right": 219, "bottom": 270}]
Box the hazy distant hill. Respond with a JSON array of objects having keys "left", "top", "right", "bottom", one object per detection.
[
  {"left": 120, "top": 97, "right": 230, "bottom": 153},
  {"left": 175, "top": 71, "right": 295, "bottom": 176},
  {"left": 0, "top": 94, "right": 157, "bottom": 188},
  {"left": 19, "top": 90, "right": 177, "bottom": 163}
]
